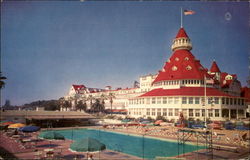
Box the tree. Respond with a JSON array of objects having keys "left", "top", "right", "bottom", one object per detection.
[
  {"left": 59, "top": 97, "right": 65, "bottom": 111},
  {"left": 76, "top": 100, "right": 87, "bottom": 111},
  {"left": 63, "top": 100, "right": 71, "bottom": 111},
  {"left": 156, "top": 115, "right": 167, "bottom": 122},
  {"left": 87, "top": 95, "right": 95, "bottom": 109},
  {"left": 91, "top": 99, "right": 104, "bottom": 112},
  {"left": 100, "top": 94, "right": 107, "bottom": 111},
  {"left": 107, "top": 93, "right": 115, "bottom": 114},
  {"left": 0, "top": 72, "right": 7, "bottom": 89}
]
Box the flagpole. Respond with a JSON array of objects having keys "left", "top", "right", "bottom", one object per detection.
[
  {"left": 181, "top": 7, "right": 183, "bottom": 28},
  {"left": 204, "top": 75, "right": 207, "bottom": 128}
]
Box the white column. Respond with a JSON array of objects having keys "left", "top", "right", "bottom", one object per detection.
[{"left": 229, "top": 109, "right": 231, "bottom": 120}]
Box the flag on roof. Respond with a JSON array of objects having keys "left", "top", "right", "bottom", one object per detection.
[{"left": 184, "top": 10, "right": 195, "bottom": 15}]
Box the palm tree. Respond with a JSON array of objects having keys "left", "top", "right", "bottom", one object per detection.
[
  {"left": 58, "top": 97, "right": 65, "bottom": 111},
  {"left": 64, "top": 100, "right": 72, "bottom": 111},
  {"left": 108, "top": 93, "right": 115, "bottom": 114},
  {"left": 80, "top": 95, "right": 87, "bottom": 111},
  {"left": 87, "top": 95, "right": 95, "bottom": 110},
  {"left": 0, "top": 72, "right": 7, "bottom": 89},
  {"left": 99, "top": 94, "right": 107, "bottom": 112},
  {"left": 76, "top": 100, "right": 87, "bottom": 112}
]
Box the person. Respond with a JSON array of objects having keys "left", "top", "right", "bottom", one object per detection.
[
  {"left": 14, "top": 129, "right": 18, "bottom": 135},
  {"left": 88, "top": 154, "right": 94, "bottom": 160}
]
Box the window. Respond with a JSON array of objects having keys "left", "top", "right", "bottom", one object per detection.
[
  {"left": 189, "top": 109, "right": 194, "bottom": 117},
  {"left": 238, "top": 99, "right": 241, "bottom": 105},
  {"left": 226, "top": 98, "right": 229, "bottom": 105},
  {"left": 157, "top": 109, "right": 161, "bottom": 116},
  {"left": 168, "top": 97, "right": 173, "bottom": 104},
  {"left": 146, "top": 109, "right": 150, "bottom": 115},
  {"left": 168, "top": 109, "right": 173, "bottom": 116},
  {"left": 238, "top": 109, "right": 244, "bottom": 116},
  {"left": 207, "top": 97, "right": 211, "bottom": 104},
  {"left": 189, "top": 97, "right": 193, "bottom": 104},
  {"left": 146, "top": 98, "right": 150, "bottom": 104},
  {"left": 182, "top": 97, "right": 187, "bottom": 104},
  {"left": 163, "top": 97, "right": 167, "bottom": 104},
  {"left": 195, "top": 97, "right": 200, "bottom": 104},
  {"left": 152, "top": 109, "right": 156, "bottom": 116},
  {"left": 141, "top": 98, "right": 144, "bottom": 104},
  {"left": 195, "top": 109, "right": 200, "bottom": 117},
  {"left": 208, "top": 109, "right": 213, "bottom": 117},
  {"left": 175, "top": 109, "right": 179, "bottom": 116},
  {"left": 234, "top": 98, "right": 237, "bottom": 105},
  {"left": 241, "top": 99, "right": 244, "bottom": 105},
  {"left": 214, "top": 97, "right": 219, "bottom": 104},
  {"left": 222, "top": 98, "right": 225, "bottom": 104},
  {"left": 163, "top": 109, "right": 167, "bottom": 116},
  {"left": 230, "top": 98, "right": 233, "bottom": 105},
  {"left": 157, "top": 98, "right": 161, "bottom": 104},
  {"left": 152, "top": 98, "right": 156, "bottom": 104},
  {"left": 215, "top": 109, "right": 219, "bottom": 117},
  {"left": 138, "top": 108, "right": 141, "bottom": 115},
  {"left": 186, "top": 65, "right": 192, "bottom": 70},
  {"left": 174, "top": 97, "right": 179, "bottom": 104},
  {"left": 202, "top": 109, "right": 205, "bottom": 117}
]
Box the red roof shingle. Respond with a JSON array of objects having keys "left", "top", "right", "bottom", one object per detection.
[
  {"left": 176, "top": 27, "right": 189, "bottom": 38},
  {"left": 139, "top": 87, "right": 238, "bottom": 97},
  {"left": 153, "top": 49, "right": 210, "bottom": 83},
  {"left": 210, "top": 61, "right": 221, "bottom": 73}
]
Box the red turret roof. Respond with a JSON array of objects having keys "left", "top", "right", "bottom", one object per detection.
[
  {"left": 139, "top": 87, "right": 238, "bottom": 98},
  {"left": 241, "top": 87, "right": 250, "bottom": 102},
  {"left": 210, "top": 61, "right": 221, "bottom": 73},
  {"left": 152, "top": 49, "right": 211, "bottom": 84},
  {"left": 176, "top": 27, "right": 189, "bottom": 38},
  {"left": 72, "top": 85, "right": 85, "bottom": 91}
]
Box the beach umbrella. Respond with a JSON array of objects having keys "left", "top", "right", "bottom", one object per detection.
[
  {"left": 0, "top": 121, "right": 14, "bottom": 126},
  {"left": 121, "top": 119, "right": 130, "bottom": 123},
  {"left": 19, "top": 126, "right": 40, "bottom": 132},
  {"left": 39, "top": 131, "right": 65, "bottom": 140},
  {"left": 8, "top": 123, "right": 25, "bottom": 129},
  {"left": 0, "top": 120, "right": 10, "bottom": 124},
  {"left": 70, "top": 137, "right": 106, "bottom": 152},
  {"left": 155, "top": 120, "right": 163, "bottom": 125}
]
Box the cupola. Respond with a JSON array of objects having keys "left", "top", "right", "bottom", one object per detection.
[{"left": 171, "top": 27, "right": 192, "bottom": 51}]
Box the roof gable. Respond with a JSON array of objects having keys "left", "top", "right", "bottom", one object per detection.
[
  {"left": 153, "top": 49, "right": 210, "bottom": 83},
  {"left": 210, "top": 61, "right": 221, "bottom": 73}
]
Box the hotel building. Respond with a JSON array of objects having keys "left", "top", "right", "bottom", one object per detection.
[{"left": 65, "top": 27, "right": 248, "bottom": 121}]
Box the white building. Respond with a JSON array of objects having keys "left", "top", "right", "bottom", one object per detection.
[
  {"left": 65, "top": 27, "right": 248, "bottom": 121},
  {"left": 127, "top": 27, "right": 247, "bottom": 121}
]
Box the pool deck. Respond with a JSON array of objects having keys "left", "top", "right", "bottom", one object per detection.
[{"left": 1, "top": 126, "right": 249, "bottom": 159}]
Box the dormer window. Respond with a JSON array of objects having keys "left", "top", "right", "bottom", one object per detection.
[
  {"left": 172, "top": 66, "right": 178, "bottom": 71},
  {"left": 184, "top": 57, "right": 189, "bottom": 61},
  {"left": 186, "top": 65, "right": 192, "bottom": 70},
  {"left": 175, "top": 57, "right": 179, "bottom": 61},
  {"left": 225, "top": 75, "right": 232, "bottom": 80}
]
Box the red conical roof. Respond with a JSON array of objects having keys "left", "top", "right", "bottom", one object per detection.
[
  {"left": 210, "top": 61, "right": 221, "bottom": 73},
  {"left": 153, "top": 49, "right": 211, "bottom": 84},
  {"left": 176, "top": 27, "right": 189, "bottom": 38}
]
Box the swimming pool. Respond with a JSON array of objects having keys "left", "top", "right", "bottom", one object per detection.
[{"left": 40, "top": 128, "right": 204, "bottom": 159}]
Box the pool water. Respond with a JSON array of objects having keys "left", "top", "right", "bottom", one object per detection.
[{"left": 41, "top": 129, "right": 205, "bottom": 159}]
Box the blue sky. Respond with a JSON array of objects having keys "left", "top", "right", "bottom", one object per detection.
[{"left": 1, "top": 1, "right": 249, "bottom": 106}]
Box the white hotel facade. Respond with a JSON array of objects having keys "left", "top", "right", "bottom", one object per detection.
[{"left": 65, "top": 27, "right": 248, "bottom": 122}]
